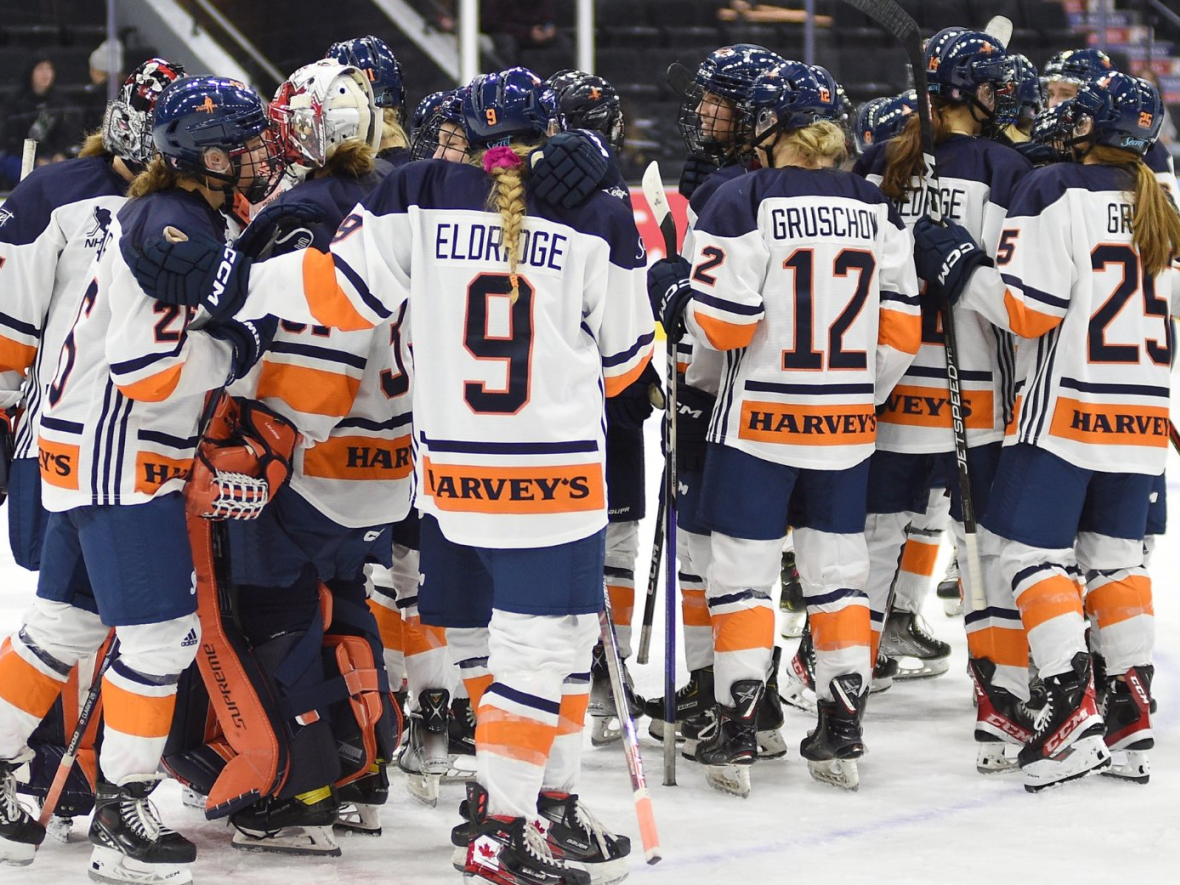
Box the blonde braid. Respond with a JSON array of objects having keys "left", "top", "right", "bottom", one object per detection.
[{"left": 478, "top": 142, "right": 535, "bottom": 302}]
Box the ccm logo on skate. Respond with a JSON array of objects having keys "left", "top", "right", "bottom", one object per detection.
[
  {"left": 1042, "top": 707, "right": 1090, "bottom": 756},
  {"left": 423, "top": 457, "right": 605, "bottom": 514}
]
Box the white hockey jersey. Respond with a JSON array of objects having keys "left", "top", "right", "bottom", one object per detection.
[
  {"left": 685, "top": 166, "right": 920, "bottom": 470},
  {"left": 0, "top": 157, "right": 129, "bottom": 460},
  {"left": 37, "top": 188, "right": 234, "bottom": 510},
  {"left": 855, "top": 134, "right": 1032, "bottom": 452},
  {"left": 213, "top": 159, "right": 654, "bottom": 548},
  {"left": 960, "top": 162, "right": 1177, "bottom": 476}
]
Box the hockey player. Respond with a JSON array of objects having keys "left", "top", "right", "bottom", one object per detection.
[
  {"left": 120, "top": 65, "right": 653, "bottom": 885},
  {"left": 854, "top": 28, "right": 1036, "bottom": 770},
  {"left": 652, "top": 59, "right": 920, "bottom": 794},
  {"left": 912, "top": 71, "right": 1178, "bottom": 790},
  {"left": 0, "top": 56, "right": 184, "bottom": 843},
  {"left": 326, "top": 35, "right": 410, "bottom": 167},
  {"left": 0, "top": 75, "right": 283, "bottom": 882},
  {"left": 408, "top": 88, "right": 471, "bottom": 163}
]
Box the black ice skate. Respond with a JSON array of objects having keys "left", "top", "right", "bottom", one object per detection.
[
  {"left": 881, "top": 609, "right": 951, "bottom": 679},
  {"left": 230, "top": 787, "right": 340, "bottom": 856},
  {"left": 779, "top": 550, "right": 806, "bottom": 638},
  {"left": 1, "top": 759, "right": 45, "bottom": 867},
  {"left": 1018, "top": 653, "right": 1111, "bottom": 792},
  {"left": 398, "top": 688, "right": 454, "bottom": 806},
  {"left": 588, "top": 643, "right": 645, "bottom": 747},
  {"left": 682, "top": 649, "right": 785, "bottom": 761},
  {"left": 88, "top": 779, "right": 196, "bottom": 884},
  {"left": 781, "top": 619, "right": 817, "bottom": 713},
  {"left": 937, "top": 556, "right": 962, "bottom": 616},
  {"left": 645, "top": 666, "right": 712, "bottom": 743},
  {"left": 460, "top": 784, "right": 590, "bottom": 885},
  {"left": 1102, "top": 664, "right": 1154, "bottom": 785},
  {"left": 335, "top": 762, "right": 389, "bottom": 836},
  {"left": 800, "top": 674, "right": 867, "bottom": 791},
  {"left": 536, "top": 791, "right": 630, "bottom": 885},
  {"left": 969, "top": 657, "right": 1035, "bottom": 774},
  {"left": 871, "top": 651, "right": 898, "bottom": 693},
  {"left": 695, "top": 679, "right": 763, "bottom": 798},
  {"left": 450, "top": 696, "right": 478, "bottom": 756}
]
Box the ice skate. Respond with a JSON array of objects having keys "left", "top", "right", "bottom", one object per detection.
[
  {"left": 779, "top": 550, "right": 806, "bottom": 638},
  {"left": 937, "top": 557, "right": 962, "bottom": 616},
  {"left": 800, "top": 674, "right": 866, "bottom": 791},
  {"left": 756, "top": 647, "right": 787, "bottom": 758},
  {"left": 230, "top": 787, "right": 341, "bottom": 856},
  {"left": 870, "top": 652, "right": 897, "bottom": 693},
  {"left": 781, "top": 620, "right": 817, "bottom": 713},
  {"left": 1102, "top": 665, "right": 1153, "bottom": 785},
  {"left": 588, "top": 643, "right": 645, "bottom": 747},
  {"left": 87, "top": 779, "right": 196, "bottom": 884},
  {"left": 450, "top": 697, "right": 477, "bottom": 757},
  {"left": 695, "top": 679, "right": 762, "bottom": 798},
  {"left": 1, "top": 759, "right": 45, "bottom": 866},
  {"left": 536, "top": 791, "right": 630, "bottom": 885},
  {"left": 645, "top": 666, "right": 712, "bottom": 742},
  {"left": 1019, "top": 653, "right": 1111, "bottom": 792},
  {"left": 969, "top": 657, "right": 1035, "bottom": 773},
  {"left": 45, "top": 813, "right": 74, "bottom": 844},
  {"left": 881, "top": 610, "right": 951, "bottom": 679},
  {"left": 335, "top": 762, "right": 388, "bottom": 836},
  {"left": 679, "top": 706, "right": 717, "bottom": 759},
  {"left": 178, "top": 787, "right": 205, "bottom": 811},
  {"left": 460, "top": 784, "right": 590, "bottom": 885},
  {"left": 398, "top": 688, "right": 453, "bottom": 806}
]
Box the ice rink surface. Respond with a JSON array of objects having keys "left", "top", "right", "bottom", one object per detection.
[{"left": 2, "top": 439, "right": 1178, "bottom": 885}]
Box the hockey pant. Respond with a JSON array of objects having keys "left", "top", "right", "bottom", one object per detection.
[
  {"left": 0, "top": 599, "right": 198, "bottom": 786},
  {"left": 678, "top": 528, "right": 713, "bottom": 672},
  {"left": 894, "top": 485, "right": 951, "bottom": 613}
]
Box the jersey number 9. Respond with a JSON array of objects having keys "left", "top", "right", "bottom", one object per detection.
[{"left": 463, "top": 272, "right": 534, "bottom": 414}]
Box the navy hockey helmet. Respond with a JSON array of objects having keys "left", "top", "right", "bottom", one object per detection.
[
  {"left": 410, "top": 87, "right": 470, "bottom": 161},
  {"left": 865, "top": 89, "right": 918, "bottom": 149},
  {"left": 102, "top": 57, "right": 186, "bottom": 168},
  {"left": 853, "top": 96, "right": 890, "bottom": 154},
  {"left": 326, "top": 35, "right": 405, "bottom": 117},
  {"left": 924, "top": 27, "right": 1014, "bottom": 121},
  {"left": 152, "top": 76, "right": 285, "bottom": 202},
  {"left": 996, "top": 54, "right": 1041, "bottom": 132},
  {"left": 548, "top": 70, "right": 625, "bottom": 153},
  {"left": 744, "top": 60, "right": 844, "bottom": 162},
  {"left": 411, "top": 91, "right": 451, "bottom": 134},
  {"left": 462, "top": 67, "right": 559, "bottom": 149},
  {"left": 1043, "top": 48, "right": 1116, "bottom": 87},
  {"left": 680, "top": 44, "right": 784, "bottom": 162},
  {"left": 1029, "top": 102, "right": 1071, "bottom": 163},
  {"left": 1065, "top": 72, "right": 1162, "bottom": 158}
]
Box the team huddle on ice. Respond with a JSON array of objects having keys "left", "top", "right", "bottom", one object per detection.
[{"left": 1, "top": 14, "right": 1179, "bottom": 885}]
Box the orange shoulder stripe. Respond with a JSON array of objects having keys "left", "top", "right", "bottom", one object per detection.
[
  {"left": 1003, "top": 289, "right": 1062, "bottom": 338},
  {"left": 302, "top": 249, "right": 376, "bottom": 332},
  {"left": 693, "top": 308, "right": 757, "bottom": 351}
]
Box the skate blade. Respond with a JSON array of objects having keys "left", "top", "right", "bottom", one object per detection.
[
  {"left": 591, "top": 715, "right": 623, "bottom": 747},
  {"left": 976, "top": 741, "right": 1021, "bottom": 774},
  {"left": 705, "top": 763, "right": 752, "bottom": 798},
  {"left": 1101, "top": 749, "right": 1150, "bottom": 784},
  {"left": 1022, "top": 734, "right": 1112, "bottom": 793},
  {"left": 869, "top": 674, "right": 893, "bottom": 693},
  {"left": 779, "top": 678, "right": 817, "bottom": 714},
  {"left": 941, "top": 599, "right": 963, "bottom": 617},
  {"left": 179, "top": 787, "right": 206, "bottom": 811},
  {"left": 779, "top": 611, "right": 806, "bottom": 639},
  {"left": 231, "top": 825, "right": 342, "bottom": 857},
  {"left": 807, "top": 758, "right": 859, "bottom": 791},
  {"left": 88, "top": 846, "right": 194, "bottom": 884},
  {"left": 405, "top": 772, "right": 441, "bottom": 806},
  {"left": 647, "top": 719, "right": 686, "bottom": 744},
  {"left": 47, "top": 814, "right": 74, "bottom": 844},
  {"left": 334, "top": 802, "right": 383, "bottom": 836},
  {"left": 0, "top": 841, "right": 36, "bottom": 866},
  {"left": 888, "top": 655, "right": 950, "bottom": 680},
  {"left": 569, "top": 855, "right": 631, "bottom": 885},
  {"left": 757, "top": 728, "right": 788, "bottom": 760}
]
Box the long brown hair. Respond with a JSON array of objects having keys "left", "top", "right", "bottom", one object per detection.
[
  {"left": 322, "top": 138, "right": 376, "bottom": 178},
  {"left": 126, "top": 155, "right": 180, "bottom": 199},
  {"left": 1087, "top": 144, "right": 1180, "bottom": 277},
  {"left": 879, "top": 98, "right": 955, "bottom": 203},
  {"left": 77, "top": 131, "right": 111, "bottom": 159}
]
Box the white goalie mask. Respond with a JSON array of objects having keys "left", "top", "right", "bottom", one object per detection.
[{"left": 270, "top": 59, "right": 380, "bottom": 170}]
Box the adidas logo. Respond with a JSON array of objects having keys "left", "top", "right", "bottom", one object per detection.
[{"left": 181, "top": 629, "right": 198, "bottom": 648}]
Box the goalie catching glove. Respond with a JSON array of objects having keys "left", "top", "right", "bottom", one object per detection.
[{"left": 187, "top": 395, "right": 300, "bottom": 520}]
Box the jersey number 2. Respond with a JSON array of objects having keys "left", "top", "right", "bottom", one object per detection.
[
  {"left": 1089, "top": 244, "right": 1170, "bottom": 366},
  {"left": 463, "top": 273, "right": 534, "bottom": 414}
]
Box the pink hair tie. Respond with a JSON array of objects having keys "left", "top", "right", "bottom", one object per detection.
[{"left": 483, "top": 146, "right": 523, "bottom": 173}]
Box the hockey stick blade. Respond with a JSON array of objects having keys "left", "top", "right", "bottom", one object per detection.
[
  {"left": 985, "top": 15, "right": 1013, "bottom": 49},
  {"left": 839, "top": 0, "right": 918, "bottom": 43},
  {"left": 641, "top": 161, "right": 678, "bottom": 257},
  {"left": 666, "top": 62, "right": 694, "bottom": 98}
]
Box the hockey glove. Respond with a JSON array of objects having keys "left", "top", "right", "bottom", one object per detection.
[
  {"left": 665, "top": 384, "right": 717, "bottom": 474},
  {"left": 606, "top": 361, "right": 662, "bottom": 431},
  {"left": 647, "top": 256, "right": 693, "bottom": 329},
  {"left": 679, "top": 154, "right": 719, "bottom": 200},
  {"left": 0, "top": 410, "right": 14, "bottom": 507},
  {"left": 1014, "top": 141, "right": 1060, "bottom": 166},
  {"left": 912, "top": 217, "right": 993, "bottom": 305},
  {"left": 235, "top": 200, "right": 326, "bottom": 260},
  {"left": 205, "top": 316, "right": 277, "bottom": 385},
  {"left": 123, "top": 228, "right": 253, "bottom": 321},
  {"left": 529, "top": 130, "right": 611, "bottom": 209}
]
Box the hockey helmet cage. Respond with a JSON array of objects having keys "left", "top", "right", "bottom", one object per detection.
[
  {"left": 152, "top": 76, "right": 286, "bottom": 203},
  {"left": 462, "top": 67, "right": 559, "bottom": 149},
  {"left": 680, "top": 43, "right": 785, "bottom": 162},
  {"left": 923, "top": 27, "right": 1014, "bottom": 117},
  {"left": 1029, "top": 102, "right": 1071, "bottom": 162},
  {"left": 271, "top": 59, "right": 379, "bottom": 170},
  {"left": 410, "top": 87, "right": 469, "bottom": 161},
  {"left": 1065, "top": 71, "right": 1163, "bottom": 158},
  {"left": 102, "top": 58, "right": 186, "bottom": 168},
  {"left": 996, "top": 54, "right": 1041, "bottom": 130},
  {"left": 411, "top": 90, "right": 452, "bottom": 135},
  {"left": 325, "top": 35, "right": 405, "bottom": 117}
]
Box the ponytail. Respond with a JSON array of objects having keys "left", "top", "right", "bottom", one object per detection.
[
  {"left": 476, "top": 142, "right": 535, "bottom": 302},
  {"left": 777, "top": 121, "right": 847, "bottom": 168},
  {"left": 880, "top": 99, "right": 953, "bottom": 203},
  {"left": 77, "top": 131, "right": 111, "bottom": 159},
  {"left": 1088, "top": 145, "right": 1180, "bottom": 278},
  {"left": 381, "top": 107, "right": 409, "bottom": 150}
]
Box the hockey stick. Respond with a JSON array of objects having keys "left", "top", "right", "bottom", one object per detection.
[
  {"left": 841, "top": 0, "right": 987, "bottom": 613},
  {"left": 37, "top": 635, "right": 119, "bottom": 832},
  {"left": 20, "top": 138, "right": 37, "bottom": 181},
  {"left": 984, "top": 16, "right": 1013, "bottom": 49},
  {"left": 1170, "top": 420, "right": 1180, "bottom": 455},
  {"left": 599, "top": 595, "right": 662, "bottom": 864},
  {"left": 666, "top": 62, "right": 695, "bottom": 98},
  {"left": 641, "top": 160, "right": 680, "bottom": 786},
  {"left": 636, "top": 487, "right": 665, "bottom": 665}
]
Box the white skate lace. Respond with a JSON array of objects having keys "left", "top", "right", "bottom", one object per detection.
[
  {"left": 0, "top": 770, "right": 27, "bottom": 823},
  {"left": 523, "top": 819, "right": 564, "bottom": 867},
  {"left": 911, "top": 614, "right": 938, "bottom": 644},
  {"left": 571, "top": 799, "right": 612, "bottom": 859},
  {"left": 944, "top": 558, "right": 960, "bottom": 581},
  {"left": 122, "top": 794, "right": 173, "bottom": 842}
]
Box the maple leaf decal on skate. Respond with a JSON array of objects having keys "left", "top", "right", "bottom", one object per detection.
[{"left": 479, "top": 842, "right": 496, "bottom": 859}]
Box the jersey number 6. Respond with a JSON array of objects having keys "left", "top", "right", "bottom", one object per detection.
[{"left": 463, "top": 272, "right": 534, "bottom": 414}]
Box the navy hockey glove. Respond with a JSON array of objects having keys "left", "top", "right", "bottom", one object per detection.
[
  {"left": 912, "top": 217, "right": 993, "bottom": 305},
  {"left": 666, "top": 384, "right": 717, "bottom": 474},
  {"left": 234, "top": 200, "right": 326, "bottom": 260},
  {"left": 529, "top": 130, "right": 611, "bottom": 209},
  {"left": 1014, "top": 141, "right": 1060, "bottom": 166},
  {"left": 124, "top": 228, "right": 253, "bottom": 321},
  {"left": 679, "top": 154, "right": 719, "bottom": 200},
  {"left": 605, "top": 361, "right": 662, "bottom": 431},
  {"left": 647, "top": 256, "right": 693, "bottom": 328},
  {"left": 206, "top": 316, "right": 277, "bottom": 384}
]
